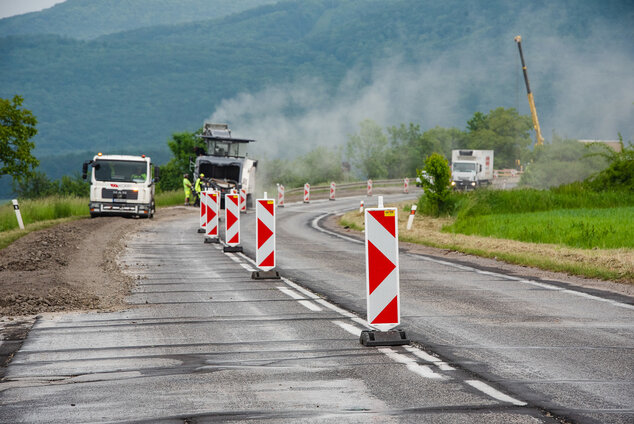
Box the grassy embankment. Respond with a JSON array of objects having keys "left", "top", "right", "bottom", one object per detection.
[
  {"left": 0, "top": 190, "right": 185, "bottom": 249},
  {"left": 340, "top": 186, "right": 634, "bottom": 283}
]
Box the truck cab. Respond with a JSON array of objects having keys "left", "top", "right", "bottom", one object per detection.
[
  {"left": 82, "top": 153, "right": 158, "bottom": 218},
  {"left": 450, "top": 150, "right": 494, "bottom": 190},
  {"left": 195, "top": 123, "right": 257, "bottom": 208}
]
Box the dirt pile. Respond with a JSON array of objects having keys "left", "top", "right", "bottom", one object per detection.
[{"left": 0, "top": 207, "right": 194, "bottom": 317}]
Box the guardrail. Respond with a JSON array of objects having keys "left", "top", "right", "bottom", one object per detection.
[
  {"left": 494, "top": 169, "right": 523, "bottom": 178},
  {"left": 284, "top": 178, "right": 414, "bottom": 195}
]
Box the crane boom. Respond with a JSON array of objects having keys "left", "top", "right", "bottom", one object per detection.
[{"left": 514, "top": 35, "right": 544, "bottom": 146}]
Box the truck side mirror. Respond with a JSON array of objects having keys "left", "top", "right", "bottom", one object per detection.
[
  {"left": 479, "top": 164, "right": 482, "bottom": 172},
  {"left": 153, "top": 165, "right": 160, "bottom": 182},
  {"left": 82, "top": 161, "right": 89, "bottom": 180}
]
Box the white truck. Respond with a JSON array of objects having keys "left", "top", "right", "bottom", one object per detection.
[
  {"left": 195, "top": 123, "right": 257, "bottom": 208},
  {"left": 82, "top": 153, "right": 159, "bottom": 218},
  {"left": 450, "top": 149, "right": 494, "bottom": 189}
]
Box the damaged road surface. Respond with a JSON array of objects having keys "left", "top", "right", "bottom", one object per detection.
[{"left": 0, "top": 195, "right": 632, "bottom": 423}]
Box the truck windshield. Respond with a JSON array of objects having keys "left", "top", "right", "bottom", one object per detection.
[
  {"left": 94, "top": 160, "right": 147, "bottom": 183},
  {"left": 453, "top": 162, "right": 476, "bottom": 172}
]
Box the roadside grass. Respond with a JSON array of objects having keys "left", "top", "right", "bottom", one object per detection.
[
  {"left": 340, "top": 203, "right": 633, "bottom": 283},
  {"left": 155, "top": 190, "right": 185, "bottom": 207},
  {"left": 0, "top": 196, "right": 89, "bottom": 232},
  {"left": 450, "top": 184, "right": 634, "bottom": 219},
  {"left": 1, "top": 190, "right": 185, "bottom": 249},
  {"left": 443, "top": 207, "right": 634, "bottom": 249}
]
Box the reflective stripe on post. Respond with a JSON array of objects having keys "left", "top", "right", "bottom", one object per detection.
[
  {"left": 206, "top": 190, "right": 219, "bottom": 238},
  {"left": 12, "top": 199, "right": 25, "bottom": 230},
  {"left": 277, "top": 184, "right": 285, "bottom": 207},
  {"left": 256, "top": 198, "right": 276, "bottom": 271},
  {"left": 240, "top": 189, "right": 247, "bottom": 212},
  {"left": 303, "top": 183, "right": 310, "bottom": 203},
  {"left": 225, "top": 194, "right": 240, "bottom": 246},
  {"left": 365, "top": 207, "right": 400, "bottom": 331},
  {"left": 367, "top": 179, "right": 373, "bottom": 196},
  {"left": 329, "top": 182, "right": 336, "bottom": 201},
  {"left": 199, "top": 191, "right": 207, "bottom": 230},
  {"left": 404, "top": 178, "right": 409, "bottom": 193},
  {"left": 406, "top": 204, "right": 417, "bottom": 230}
]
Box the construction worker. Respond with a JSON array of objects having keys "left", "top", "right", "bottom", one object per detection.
[
  {"left": 193, "top": 173, "right": 204, "bottom": 207},
  {"left": 183, "top": 173, "right": 192, "bottom": 206}
]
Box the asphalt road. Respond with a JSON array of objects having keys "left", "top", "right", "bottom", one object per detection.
[{"left": 1, "top": 193, "right": 632, "bottom": 423}]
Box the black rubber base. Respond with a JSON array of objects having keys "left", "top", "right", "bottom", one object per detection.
[
  {"left": 329, "top": 198, "right": 335, "bottom": 201},
  {"left": 360, "top": 329, "right": 410, "bottom": 346},
  {"left": 204, "top": 237, "right": 219, "bottom": 244},
  {"left": 223, "top": 245, "right": 243, "bottom": 253},
  {"left": 251, "top": 270, "right": 281, "bottom": 280},
  {"left": 197, "top": 228, "right": 205, "bottom": 233}
]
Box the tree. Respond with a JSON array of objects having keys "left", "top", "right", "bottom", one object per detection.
[
  {"left": 585, "top": 134, "right": 634, "bottom": 192},
  {"left": 417, "top": 153, "right": 453, "bottom": 216},
  {"left": 346, "top": 119, "right": 389, "bottom": 179},
  {"left": 0, "top": 95, "right": 39, "bottom": 181},
  {"left": 465, "top": 107, "right": 532, "bottom": 169},
  {"left": 157, "top": 130, "right": 205, "bottom": 191}
]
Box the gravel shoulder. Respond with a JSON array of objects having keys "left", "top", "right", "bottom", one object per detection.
[{"left": 0, "top": 206, "right": 196, "bottom": 377}]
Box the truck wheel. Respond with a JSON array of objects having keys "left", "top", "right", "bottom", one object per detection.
[{"left": 90, "top": 212, "right": 99, "bottom": 218}]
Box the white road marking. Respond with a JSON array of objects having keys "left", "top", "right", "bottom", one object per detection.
[
  {"left": 465, "top": 380, "right": 527, "bottom": 406},
  {"left": 314, "top": 298, "right": 357, "bottom": 318},
  {"left": 281, "top": 277, "right": 320, "bottom": 299},
  {"left": 226, "top": 254, "right": 242, "bottom": 263},
  {"left": 276, "top": 286, "right": 323, "bottom": 311},
  {"left": 379, "top": 348, "right": 445, "bottom": 379},
  {"left": 404, "top": 345, "right": 455, "bottom": 370},
  {"left": 239, "top": 263, "right": 256, "bottom": 272},
  {"left": 298, "top": 300, "right": 323, "bottom": 311},
  {"left": 277, "top": 286, "right": 305, "bottom": 300},
  {"left": 332, "top": 320, "right": 363, "bottom": 336}
]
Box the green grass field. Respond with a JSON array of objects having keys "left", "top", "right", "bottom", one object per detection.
[{"left": 444, "top": 206, "right": 634, "bottom": 249}]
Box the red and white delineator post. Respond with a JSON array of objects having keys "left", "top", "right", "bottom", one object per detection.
[
  {"left": 240, "top": 188, "right": 247, "bottom": 212},
  {"left": 404, "top": 178, "right": 409, "bottom": 193},
  {"left": 359, "top": 200, "right": 364, "bottom": 213},
  {"left": 303, "top": 183, "right": 310, "bottom": 203},
  {"left": 252, "top": 196, "right": 280, "bottom": 279},
  {"left": 329, "top": 182, "right": 336, "bottom": 201},
  {"left": 223, "top": 193, "right": 242, "bottom": 252},
  {"left": 406, "top": 204, "right": 417, "bottom": 230},
  {"left": 360, "top": 205, "right": 409, "bottom": 346},
  {"left": 204, "top": 190, "right": 219, "bottom": 243},
  {"left": 197, "top": 190, "right": 207, "bottom": 233},
  {"left": 277, "top": 184, "right": 285, "bottom": 207},
  {"left": 367, "top": 179, "right": 373, "bottom": 196}
]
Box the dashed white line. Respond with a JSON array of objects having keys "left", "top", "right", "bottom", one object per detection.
[
  {"left": 226, "top": 254, "right": 242, "bottom": 263},
  {"left": 298, "top": 300, "right": 323, "bottom": 311},
  {"left": 332, "top": 320, "right": 363, "bottom": 336},
  {"left": 465, "top": 380, "right": 527, "bottom": 406},
  {"left": 404, "top": 345, "right": 455, "bottom": 371},
  {"left": 239, "top": 263, "right": 256, "bottom": 272},
  {"left": 277, "top": 286, "right": 305, "bottom": 300},
  {"left": 378, "top": 348, "right": 445, "bottom": 380}
]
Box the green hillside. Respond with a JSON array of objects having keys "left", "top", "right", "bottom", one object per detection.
[
  {"left": 0, "top": 0, "right": 632, "bottom": 197},
  {"left": 0, "top": 0, "right": 278, "bottom": 39}
]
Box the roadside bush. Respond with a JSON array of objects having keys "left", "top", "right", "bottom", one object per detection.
[{"left": 416, "top": 153, "right": 453, "bottom": 216}]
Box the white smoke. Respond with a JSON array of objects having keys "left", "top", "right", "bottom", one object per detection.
[{"left": 208, "top": 9, "right": 634, "bottom": 160}]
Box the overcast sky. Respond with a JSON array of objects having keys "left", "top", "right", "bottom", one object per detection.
[{"left": 0, "top": 0, "right": 66, "bottom": 19}]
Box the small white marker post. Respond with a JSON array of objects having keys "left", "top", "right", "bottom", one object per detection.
[
  {"left": 359, "top": 200, "right": 364, "bottom": 214},
  {"left": 12, "top": 199, "right": 25, "bottom": 230},
  {"left": 377, "top": 195, "right": 384, "bottom": 208},
  {"left": 406, "top": 205, "right": 417, "bottom": 230}
]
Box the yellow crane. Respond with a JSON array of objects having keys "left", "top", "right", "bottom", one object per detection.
[{"left": 514, "top": 35, "right": 544, "bottom": 146}]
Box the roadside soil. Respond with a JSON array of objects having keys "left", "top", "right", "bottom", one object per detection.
[
  {"left": 0, "top": 206, "right": 195, "bottom": 317},
  {"left": 0, "top": 206, "right": 196, "bottom": 377}
]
